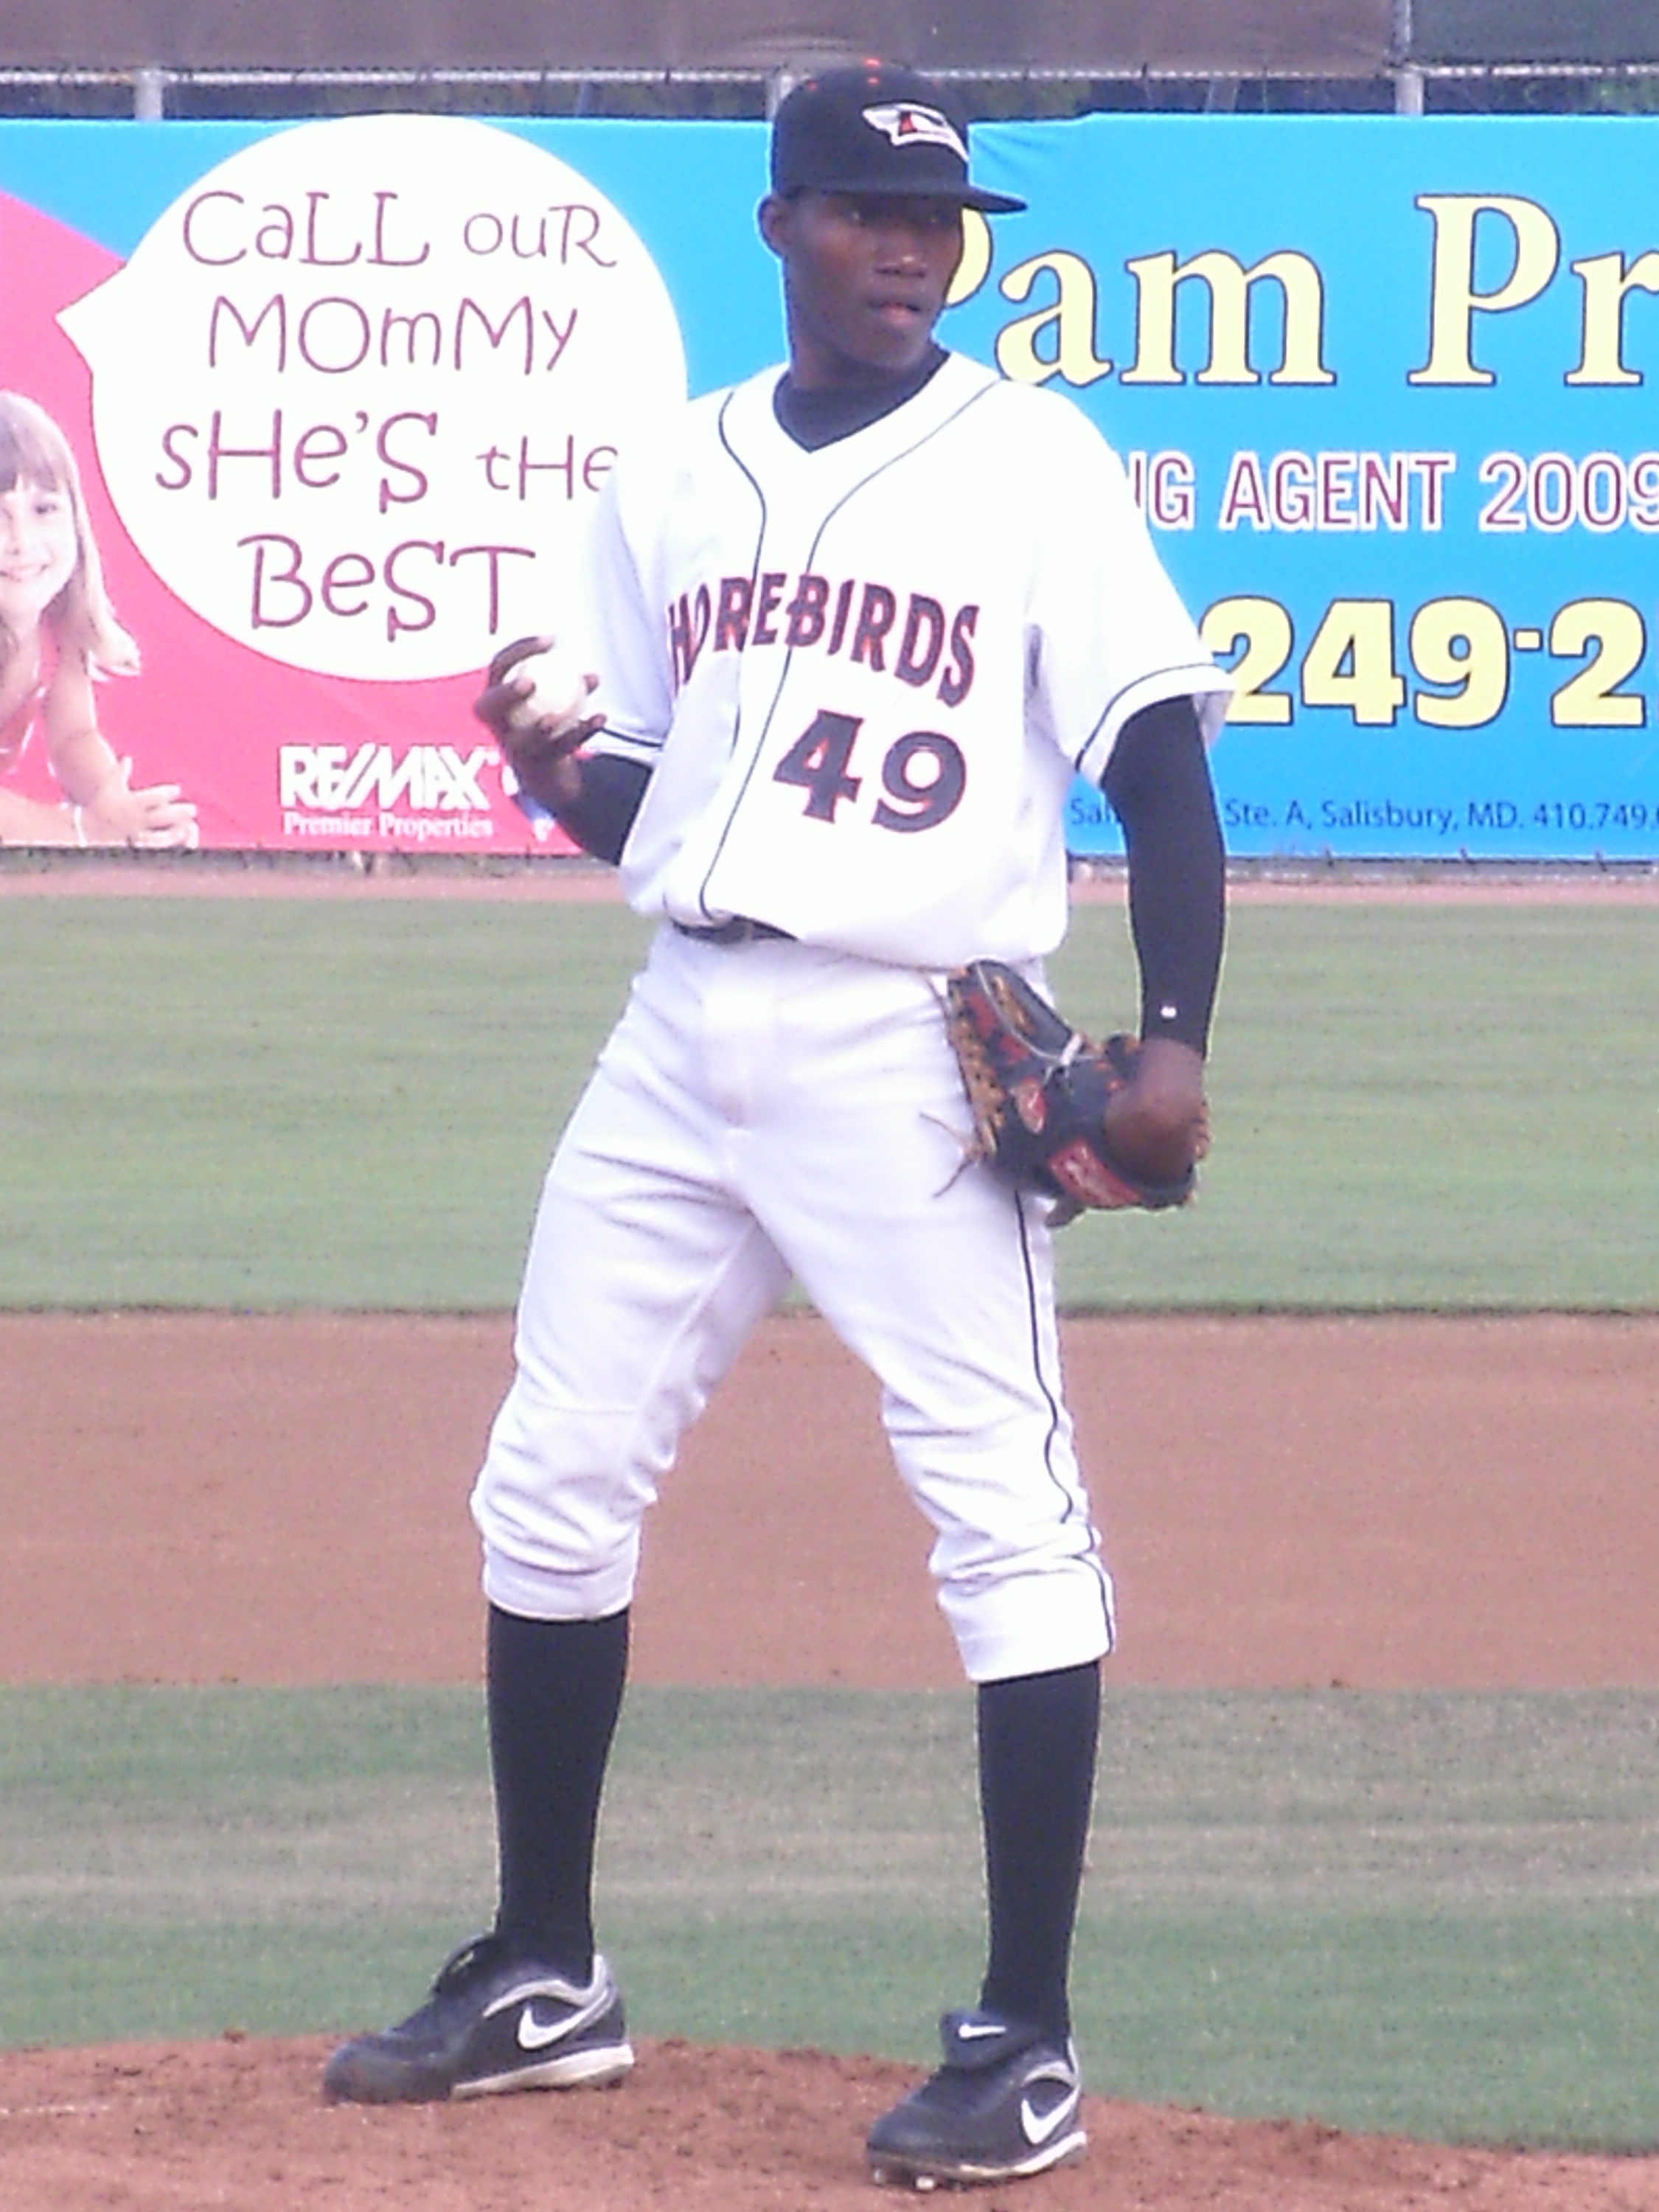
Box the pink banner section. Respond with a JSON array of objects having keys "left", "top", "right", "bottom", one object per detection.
[{"left": 1, "top": 187, "right": 573, "bottom": 855}]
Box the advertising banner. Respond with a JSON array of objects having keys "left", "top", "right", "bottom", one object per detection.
[{"left": 1, "top": 112, "right": 1656, "bottom": 858}]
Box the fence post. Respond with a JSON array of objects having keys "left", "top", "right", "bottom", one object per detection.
[{"left": 1392, "top": 0, "right": 1425, "bottom": 111}]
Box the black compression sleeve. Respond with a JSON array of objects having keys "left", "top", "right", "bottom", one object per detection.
[
  {"left": 555, "top": 751, "right": 650, "bottom": 865},
  {"left": 1099, "top": 696, "right": 1226, "bottom": 1056}
]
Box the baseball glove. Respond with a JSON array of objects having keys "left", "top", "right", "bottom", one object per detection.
[{"left": 943, "top": 959, "right": 1197, "bottom": 1222}]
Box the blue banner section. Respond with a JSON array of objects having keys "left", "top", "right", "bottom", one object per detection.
[
  {"left": 950, "top": 116, "right": 1659, "bottom": 860},
  {"left": 2, "top": 113, "right": 1656, "bottom": 857}
]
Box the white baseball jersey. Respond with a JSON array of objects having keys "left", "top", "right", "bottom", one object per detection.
[{"left": 580, "top": 351, "right": 1228, "bottom": 970}]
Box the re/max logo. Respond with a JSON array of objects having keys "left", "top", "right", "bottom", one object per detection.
[{"left": 278, "top": 742, "right": 494, "bottom": 810}]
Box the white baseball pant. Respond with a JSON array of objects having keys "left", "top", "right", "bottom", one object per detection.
[{"left": 471, "top": 923, "right": 1115, "bottom": 1684}]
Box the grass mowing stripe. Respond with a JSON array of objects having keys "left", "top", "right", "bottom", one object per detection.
[
  {"left": 1, "top": 894, "right": 1655, "bottom": 1309},
  {"left": 0, "top": 897, "right": 652, "bottom": 1309},
  {"left": 1, "top": 1686, "right": 1655, "bottom": 2148},
  {"left": 4, "top": 1910, "right": 1654, "bottom": 2149},
  {"left": 1069, "top": 1905, "right": 1659, "bottom": 2150},
  {"left": 1049, "top": 900, "right": 1659, "bottom": 1309}
]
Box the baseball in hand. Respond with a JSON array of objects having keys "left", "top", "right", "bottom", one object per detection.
[{"left": 506, "top": 644, "right": 597, "bottom": 737}]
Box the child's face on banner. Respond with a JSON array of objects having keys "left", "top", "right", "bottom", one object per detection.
[{"left": 0, "top": 479, "right": 77, "bottom": 630}]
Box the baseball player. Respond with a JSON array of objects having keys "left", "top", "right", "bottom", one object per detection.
[{"left": 324, "top": 63, "right": 1228, "bottom": 2192}]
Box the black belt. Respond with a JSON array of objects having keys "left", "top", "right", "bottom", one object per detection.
[{"left": 672, "top": 916, "right": 795, "bottom": 946}]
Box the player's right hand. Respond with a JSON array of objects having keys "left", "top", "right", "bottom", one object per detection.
[
  {"left": 473, "top": 636, "right": 602, "bottom": 815},
  {"left": 1101, "top": 1035, "right": 1210, "bottom": 1187}
]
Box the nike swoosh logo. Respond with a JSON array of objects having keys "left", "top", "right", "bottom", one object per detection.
[
  {"left": 956, "top": 2022, "right": 1007, "bottom": 2041},
  {"left": 518, "top": 2005, "right": 582, "bottom": 2051},
  {"left": 1020, "top": 2084, "right": 1079, "bottom": 2147}
]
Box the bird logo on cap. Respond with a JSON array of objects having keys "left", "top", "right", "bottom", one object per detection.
[{"left": 861, "top": 102, "right": 970, "bottom": 164}]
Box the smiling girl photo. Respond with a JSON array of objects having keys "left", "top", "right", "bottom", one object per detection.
[{"left": 0, "top": 390, "right": 196, "bottom": 848}]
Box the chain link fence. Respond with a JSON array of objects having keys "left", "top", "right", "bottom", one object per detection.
[{"left": 2, "top": 60, "right": 1659, "bottom": 122}]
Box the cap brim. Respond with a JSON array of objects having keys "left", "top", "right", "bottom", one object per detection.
[{"left": 808, "top": 176, "right": 1026, "bottom": 215}]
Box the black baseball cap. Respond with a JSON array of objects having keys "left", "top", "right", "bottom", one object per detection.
[{"left": 770, "top": 62, "right": 1026, "bottom": 215}]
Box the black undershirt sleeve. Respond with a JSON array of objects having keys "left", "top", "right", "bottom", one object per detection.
[
  {"left": 554, "top": 751, "right": 651, "bottom": 866},
  {"left": 1099, "top": 695, "right": 1226, "bottom": 1057}
]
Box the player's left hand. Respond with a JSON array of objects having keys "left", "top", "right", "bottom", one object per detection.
[
  {"left": 473, "top": 636, "right": 603, "bottom": 815},
  {"left": 1101, "top": 1035, "right": 1209, "bottom": 1189}
]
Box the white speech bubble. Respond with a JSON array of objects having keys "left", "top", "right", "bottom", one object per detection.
[{"left": 59, "top": 114, "right": 686, "bottom": 682}]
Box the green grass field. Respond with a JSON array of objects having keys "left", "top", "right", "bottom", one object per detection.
[
  {"left": 1, "top": 1685, "right": 1655, "bottom": 2147},
  {"left": 2, "top": 890, "right": 1655, "bottom": 1307},
  {"left": 3, "top": 883, "right": 1657, "bottom": 2149}
]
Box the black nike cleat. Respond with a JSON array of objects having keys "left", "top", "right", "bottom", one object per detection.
[
  {"left": 867, "top": 2008, "right": 1086, "bottom": 2189},
  {"left": 322, "top": 1933, "right": 633, "bottom": 2104}
]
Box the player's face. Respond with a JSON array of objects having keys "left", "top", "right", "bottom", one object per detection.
[
  {"left": 761, "top": 190, "right": 964, "bottom": 389},
  {"left": 0, "top": 477, "right": 78, "bottom": 630}
]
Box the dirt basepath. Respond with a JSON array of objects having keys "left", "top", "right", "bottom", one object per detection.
[
  {"left": 4, "top": 852, "right": 1658, "bottom": 902},
  {"left": 4, "top": 1311, "right": 1655, "bottom": 1689}
]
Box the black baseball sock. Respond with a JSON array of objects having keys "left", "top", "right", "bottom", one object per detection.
[
  {"left": 486, "top": 1603, "right": 630, "bottom": 1982},
  {"left": 976, "top": 1658, "right": 1102, "bottom": 2041}
]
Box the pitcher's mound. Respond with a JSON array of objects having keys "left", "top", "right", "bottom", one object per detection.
[{"left": 1, "top": 2036, "right": 1655, "bottom": 2211}]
